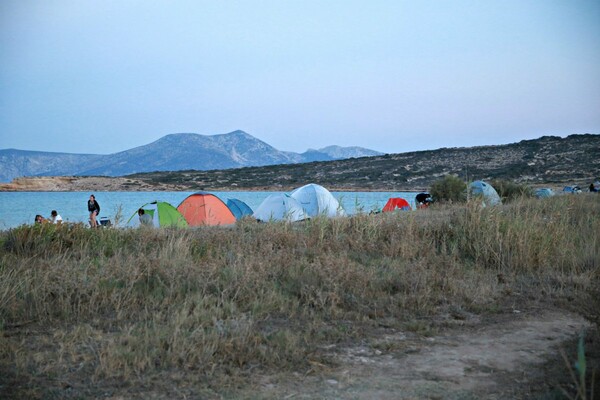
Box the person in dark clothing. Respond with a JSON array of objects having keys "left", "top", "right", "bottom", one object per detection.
[
  {"left": 88, "top": 194, "right": 100, "bottom": 227},
  {"left": 415, "top": 192, "right": 432, "bottom": 208}
]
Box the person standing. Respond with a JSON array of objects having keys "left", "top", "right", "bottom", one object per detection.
[{"left": 88, "top": 194, "right": 100, "bottom": 227}]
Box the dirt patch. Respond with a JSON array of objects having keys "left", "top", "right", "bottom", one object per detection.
[
  {"left": 1, "top": 308, "right": 597, "bottom": 399},
  {"left": 253, "top": 310, "right": 593, "bottom": 399}
]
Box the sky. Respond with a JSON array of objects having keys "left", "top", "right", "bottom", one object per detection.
[{"left": 1, "top": 1, "right": 599, "bottom": 155}]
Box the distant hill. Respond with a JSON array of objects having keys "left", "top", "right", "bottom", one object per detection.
[
  {"left": 0, "top": 130, "right": 382, "bottom": 182},
  {"left": 0, "top": 150, "right": 102, "bottom": 182},
  {"left": 129, "top": 134, "right": 600, "bottom": 191}
]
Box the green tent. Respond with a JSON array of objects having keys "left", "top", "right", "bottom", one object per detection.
[{"left": 127, "top": 201, "right": 188, "bottom": 228}]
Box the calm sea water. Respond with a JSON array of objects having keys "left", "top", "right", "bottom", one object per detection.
[{"left": 0, "top": 191, "right": 419, "bottom": 229}]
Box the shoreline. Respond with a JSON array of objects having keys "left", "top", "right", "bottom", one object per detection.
[
  {"left": 1, "top": 175, "right": 572, "bottom": 194},
  {"left": 0, "top": 176, "right": 429, "bottom": 193}
]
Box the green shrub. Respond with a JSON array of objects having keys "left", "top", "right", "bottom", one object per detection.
[
  {"left": 430, "top": 175, "right": 467, "bottom": 202},
  {"left": 489, "top": 179, "right": 534, "bottom": 202}
]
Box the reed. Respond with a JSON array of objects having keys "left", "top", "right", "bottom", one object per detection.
[{"left": 1, "top": 194, "right": 598, "bottom": 396}]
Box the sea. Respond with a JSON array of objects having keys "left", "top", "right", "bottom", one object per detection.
[{"left": 0, "top": 191, "right": 420, "bottom": 230}]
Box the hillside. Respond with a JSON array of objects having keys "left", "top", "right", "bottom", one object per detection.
[
  {"left": 0, "top": 150, "right": 102, "bottom": 182},
  {"left": 1, "top": 134, "right": 597, "bottom": 192},
  {"left": 130, "top": 134, "right": 600, "bottom": 191}
]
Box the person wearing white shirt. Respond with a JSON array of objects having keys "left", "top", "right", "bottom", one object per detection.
[{"left": 50, "top": 210, "right": 63, "bottom": 225}]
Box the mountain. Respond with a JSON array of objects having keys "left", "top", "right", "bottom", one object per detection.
[
  {"left": 0, "top": 130, "right": 383, "bottom": 182},
  {"left": 318, "top": 145, "right": 382, "bottom": 159},
  {"left": 128, "top": 134, "right": 600, "bottom": 191},
  {"left": 2, "top": 134, "right": 598, "bottom": 191},
  {"left": 0, "top": 150, "right": 102, "bottom": 182},
  {"left": 298, "top": 146, "right": 383, "bottom": 163}
]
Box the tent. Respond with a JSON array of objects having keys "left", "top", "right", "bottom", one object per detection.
[
  {"left": 535, "top": 188, "right": 555, "bottom": 198},
  {"left": 563, "top": 186, "right": 582, "bottom": 194},
  {"left": 382, "top": 197, "right": 412, "bottom": 212},
  {"left": 127, "top": 201, "right": 188, "bottom": 228},
  {"left": 468, "top": 181, "right": 502, "bottom": 206},
  {"left": 226, "top": 198, "right": 254, "bottom": 220},
  {"left": 177, "top": 192, "right": 236, "bottom": 226},
  {"left": 290, "top": 183, "right": 345, "bottom": 217},
  {"left": 253, "top": 193, "right": 308, "bottom": 222}
]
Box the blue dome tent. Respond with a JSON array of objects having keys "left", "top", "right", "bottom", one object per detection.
[
  {"left": 535, "top": 188, "right": 555, "bottom": 198},
  {"left": 226, "top": 198, "right": 254, "bottom": 219},
  {"left": 468, "top": 180, "right": 502, "bottom": 206}
]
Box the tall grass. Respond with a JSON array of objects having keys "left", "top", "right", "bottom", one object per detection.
[{"left": 1, "top": 194, "right": 599, "bottom": 394}]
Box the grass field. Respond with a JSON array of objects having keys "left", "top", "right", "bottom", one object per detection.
[{"left": 1, "top": 194, "right": 599, "bottom": 398}]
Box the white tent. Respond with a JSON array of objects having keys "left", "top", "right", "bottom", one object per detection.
[
  {"left": 290, "top": 183, "right": 345, "bottom": 217},
  {"left": 253, "top": 193, "right": 308, "bottom": 222}
]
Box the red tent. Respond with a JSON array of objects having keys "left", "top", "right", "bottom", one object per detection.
[
  {"left": 177, "top": 192, "right": 236, "bottom": 226},
  {"left": 382, "top": 197, "right": 412, "bottom": 212}
]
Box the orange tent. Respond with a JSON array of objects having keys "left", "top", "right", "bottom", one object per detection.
[
  {"left": 177, "top": 192, "right": 236, "bottom": 226},
  {"left": 382, "top": 197, "right": 412, "bottom": 212}
]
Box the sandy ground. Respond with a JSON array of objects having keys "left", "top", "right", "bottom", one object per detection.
[{"left": 0, "top": 176, "right": 189, "bottom": 192}]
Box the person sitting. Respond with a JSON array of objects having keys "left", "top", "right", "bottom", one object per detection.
[
  {"left": 138, "top": 208, "right": 153, "bottom": 227},
  {"left": 34, "top": 214, "right": 47, "bottom": 224},
  {"left": 49, "top": 210, "right": 63, "bottom": 225}
]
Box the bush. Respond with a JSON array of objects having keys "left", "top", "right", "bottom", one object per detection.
[
  {"left": 430, "top": 175, "right": 467, "bottom": 202},
  {"left": 489, "top": 179, "right": 534, "bottom": 202}
]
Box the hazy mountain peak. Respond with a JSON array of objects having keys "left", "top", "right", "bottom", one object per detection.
[
  {"left": 318, "top": 145, "right": 384, "bottom": 159},
  {"left": 0, "top": 130, "right": 382, "bottom": 181},
  {"left": 227, "top": 129, "right": 252, "bottom": 137}
]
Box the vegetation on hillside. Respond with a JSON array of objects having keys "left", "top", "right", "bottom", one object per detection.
[
  {"left": 489, "top": 179, "right": 534, "bottom": 202},
  {"left": 128, "top": 134, "right": 600, "bottom": 191},
  {"left": 1, "top": 194, "right": 599, "bottom": 398}
]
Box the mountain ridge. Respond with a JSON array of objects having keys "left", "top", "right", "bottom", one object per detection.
[
  {"left": 127, "top": 133, "right": 599, "bottom": 191},
  {"left": 0, "top": 130, "right": 382, "bottom": 182},
  {"left": 2, "top": 133, "right": 597, "bottom": 192}
]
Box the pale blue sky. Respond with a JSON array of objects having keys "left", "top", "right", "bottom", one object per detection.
[{"left": 1, "top": 1, "right": 599, "bottom": 155}]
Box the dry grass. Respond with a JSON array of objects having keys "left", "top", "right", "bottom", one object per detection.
[{"left": 1, "top": 194, "right": 599, "bottom": 398}]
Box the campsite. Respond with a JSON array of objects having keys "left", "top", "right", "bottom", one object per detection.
[
  {"left": 1, "top": 180, "right": 599, "bottom": 399},
  {"left": 3, "top": 0, "right": 599, "bottom": 397}
]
